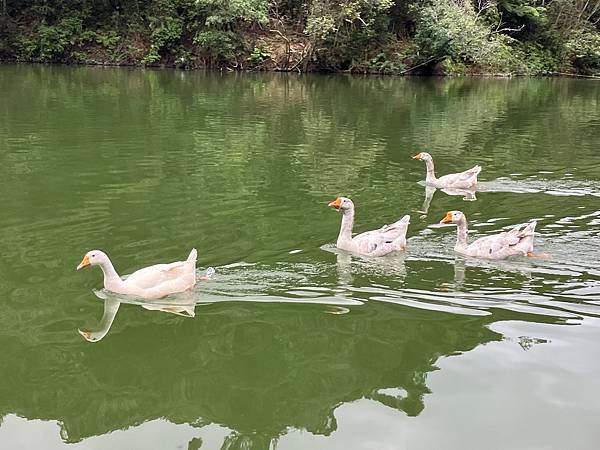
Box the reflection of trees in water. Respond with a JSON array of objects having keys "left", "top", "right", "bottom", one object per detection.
[
  {"left": 5, "top": 68, "right": 598, "bottom": 194},
  {"left": 2, "top": 67, "right": 599, "bottom": 268},
  {"left": 0, "top": 301, "right": 499, "bottom": 447},
  {"left": 4, "top": 69, "right": 599, "bottom": 180}
]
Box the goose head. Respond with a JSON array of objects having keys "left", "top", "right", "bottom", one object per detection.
[
  {"left": 440, "top": 210, "right": 465, "bottom": 225},
  {"left": 412, "top": 152, "right": 432, "bottom": 162},
  {"left": 77, "top": 250, "right": 110, "bottom": 270},
  {"left": 328, "top": 196, "right": 354, "bottom": 213}
]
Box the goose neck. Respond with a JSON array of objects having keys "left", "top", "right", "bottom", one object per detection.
[
  {"left": 338, "top": 208, "right": 355, "bottom": 242},
  {"left": 425, "top": 158, "right": 437, "bottom": 183},
  {"left": 99, "top": 258, "right": 124, "bottom": 290},
  {"left": 455, "top": 217, "right": 469, "bottom": 249}
]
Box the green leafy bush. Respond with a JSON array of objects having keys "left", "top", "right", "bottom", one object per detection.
[
  {"left": 414, "top": 0, "right": 514, "bottom": 72},
  {"left": 306, "top": 0, "right": 394, "bottom": 42},
  {"left": 95, "top": 31, "right": 121, "bottom": 51},
  {"left": 150, "top": 16, "right": 183, "bottom": 50},
  {"left": 305, "top": 13, "right": 337, "bottom": 42},
  {"left": 304, "top": 0, "right": 395, "bottom": 71},
  {"left": 499, "top": 0, "right": 547, "bottom": 25},
  {"left": 510, "top": 42, "right": 560, "bottom": 75},
  {"left": 36, "top": 16, "right": 83, "bottom": 61},
  {"left": 143, "top": 16, "right": 184, "bottom": 64},
  {"left": 565, "top": 29, "right": 600, "bottom": 74},
  {"left": 194, "top": 30, "right": 244, "bottom": 66},
  {"left": 142, "top": 47, "right": 161, "bottom": 65},
  {"left": 196, "top": 0, "right": 269, "bottom": 26},
  {"left": 249, "top": 46, "right": 271, "bottom": 65},
  {"left": 368, "top": 52, "right": 407, "bottom": 75}
]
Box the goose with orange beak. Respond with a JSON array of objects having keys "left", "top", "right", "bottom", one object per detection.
[
  {"left": 76, "top": 248, "right": 198, "bottom": 299},
  {"left": 328, "top": 196, "right": 410, "bottom": 257},
  {"left": 413, "top": 152, "right": 481, "bottom": 189},
  {"left": 439, "top": 210, "right": 538, "bottom": 259}
]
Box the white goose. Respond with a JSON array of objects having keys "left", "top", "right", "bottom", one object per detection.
[
  {"left": 328, "top": 197, "right": 410, "bottom": 257},
  {"left": 440, "top": 211, "right": 536, "bottom": 259},
  {"left": 77, "top": 249, "right": 197, "bottom": 299},
  {"left": 413, "top": 152, "right": 481, "bottom": 189}
]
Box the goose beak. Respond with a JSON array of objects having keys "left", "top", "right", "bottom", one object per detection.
[
  {"left": 78, "top": 329, "right": 92, "bottom": 340},
  {"left": 78, "top": 329, "right": 99, "bottom": 342},
  {"left": 328, "top": 197, "right": 342, "bottom": 210},
  {"left": 77, "top": 255, "right": 90, "bottom": 270},
  {"left": 440, "top": 212, "right": 453, "bottom": 224},
  {"left": 412, "top": 153, "right": 422, "bottom": 160}
]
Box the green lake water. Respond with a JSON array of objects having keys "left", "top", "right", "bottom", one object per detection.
[{"left": 1, "top": 64, "right": 599, "bottom": 449}]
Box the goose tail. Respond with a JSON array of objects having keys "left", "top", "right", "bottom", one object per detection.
[
  {"left": 187, "top": 248, "right": 198, "bottom": 263},
  {"left": 520, "top": 221, "right": 536, "bottom": 237}
]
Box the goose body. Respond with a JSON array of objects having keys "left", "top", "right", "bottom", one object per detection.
[
  {"left": 413, "top": 152, "right": 481, "bottom": 189},
  {"left": 328, "top": 197, "right": 410, "bottom": 257},
  {"left": 77, "top": 249, "right": 197, "bottom": 299},
  {"left": 440, "top": 211, "right": 536, "bottom": 259}
]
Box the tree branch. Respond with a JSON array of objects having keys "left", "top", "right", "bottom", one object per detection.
[{"left": 400, "top": 56, "right": 445, "bottom": 74}]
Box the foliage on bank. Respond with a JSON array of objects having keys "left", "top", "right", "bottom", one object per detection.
[{"left": 1, "top": 0, "right": 599, "bottom": 76}]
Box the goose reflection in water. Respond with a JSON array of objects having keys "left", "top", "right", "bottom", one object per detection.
[
  {"left": 78, "top": 290, "right": 198, "bottom": 342},
  {"left": 78, "top": 297, "right": 121, "bottom": 343},
  {"left": 453, "top": 255, "right": 467, "bottom": 287},
  {"left": 418, "top": 184, "right": 477, "bottom": 216},
  {"left": 326, "top": 245, "right": 407, "bottom": 286},
  {"left": 449, "top": 253, "right": 536, "bottom": 289}
]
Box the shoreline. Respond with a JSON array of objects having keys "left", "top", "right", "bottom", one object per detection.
[{"left": 2, "top": 60, "right": 600, "bottom": 79}]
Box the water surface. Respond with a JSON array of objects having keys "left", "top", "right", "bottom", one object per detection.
[{"left": 1, "top": 65, "right": 599, "bottom": 449}]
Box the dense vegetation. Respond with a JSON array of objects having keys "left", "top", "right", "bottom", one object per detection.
[{"left": 1, "top": 0, "right": 599, "bottom": 75}]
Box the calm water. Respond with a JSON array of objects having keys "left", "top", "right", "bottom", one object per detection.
[{"left": 1, "top": 65, "right": 600, "bottom": 449}]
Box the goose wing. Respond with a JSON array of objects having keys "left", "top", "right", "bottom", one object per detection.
[
  {"left": 125, "top": 249, "right": 197, "bottom": 290},
  {"left": 467, "top": 221, "right": 536, "bottom": 257},
  {"left": 437, "top": 165, "right": 481, "bottom": 187},
  {"left": 456, "top": 165, "right": 481, "bottom": 182},
  {"left": 353, "top": 215, "right": 410, "bottom": 255}
]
